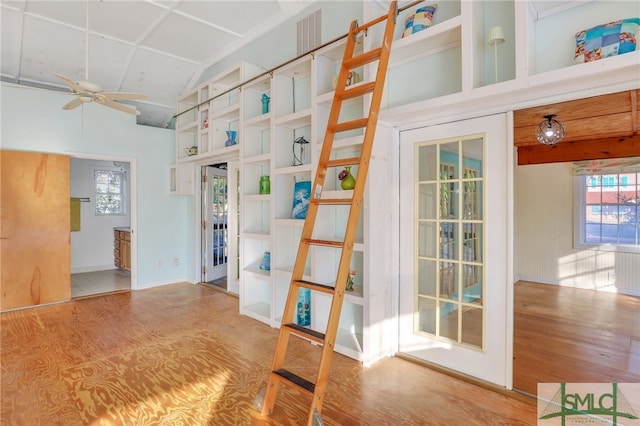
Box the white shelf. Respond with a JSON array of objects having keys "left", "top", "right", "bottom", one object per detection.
[
  {"left": 241, "top": 303, "right": 271, "bottom": 321},
  {"left": 388, "top": 16, "right": 462, "bottom": 68}
]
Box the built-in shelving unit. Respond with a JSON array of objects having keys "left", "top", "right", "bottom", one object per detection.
[{"left": 173, "top": 0, "right": 639, "bottom": 365}]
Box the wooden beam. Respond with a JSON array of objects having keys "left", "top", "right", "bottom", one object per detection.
[
  {"left": 514, "top": 89, "right": 640, "bottom": 147},
  {"left": 517, "top": 133, "right": 640, "bottom": 165}
]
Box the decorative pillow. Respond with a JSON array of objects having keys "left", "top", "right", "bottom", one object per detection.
[
  {"left": 402, "top": 4, "right": 437, "bottom": 38},
  {"left": 574, "top": 18, "right": 640, "bottom": 63}
]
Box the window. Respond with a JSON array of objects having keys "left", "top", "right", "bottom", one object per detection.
[
  {"left": 94, "top": 169, "right": 126, "bottom": 215},
  {"left": 575, "top": 172, "right": 639, "bottom": 252},
  {"left": 415, "top": 137, "right": 484, "bottom": 349}
]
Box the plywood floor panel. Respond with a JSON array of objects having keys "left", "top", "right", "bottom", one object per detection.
[{"left": 2, "top": 283, "right": 536, "bottom": 425}]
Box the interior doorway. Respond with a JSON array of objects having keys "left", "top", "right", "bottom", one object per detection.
[
  {"left": 69, "top": 156, "right": 133, "bottom": 298},
  {"left": 202, "top": 164, "right": 229, "bottom": 289}
]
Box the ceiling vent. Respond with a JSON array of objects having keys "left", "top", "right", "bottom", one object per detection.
[{"left": 297, "top": 9, "right": 322, "bottom": 56}]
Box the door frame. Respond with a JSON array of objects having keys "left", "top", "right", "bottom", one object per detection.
[
  {"left": 395, "top": 113, "right": 515, "bottom": 388},
  {"left": 193, "top": 155, "right": 240, "bottom": 293},
  {"left": 69, "top": 152, "right": 138, "bottom": 290},
  {"left": 202, "top": 165, "right": 229, "bottom": 282}
]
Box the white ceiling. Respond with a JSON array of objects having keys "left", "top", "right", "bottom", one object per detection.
[{"left": 1, "top": 0, "right": 310, "bottom": 128}]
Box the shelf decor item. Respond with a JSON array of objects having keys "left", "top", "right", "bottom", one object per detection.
[
  {"left": 346, "top": 269, "right": 356, "bottom": 291},
  {"left": 402, "top": 4, "right": 437, "bottom": 38},
  {"left": 486, "top": 26, "right": 505, "bottom": 84},
  {"left": 296, "top": 288, "right": 311, "bottom": 326},
  {"left": 574, "top": 18, "right": 640, "bottom": 63},
  {"left": 292, "top": 136, "right": 309, "bottom": 166},
  {"left": 185, "top": 146, "right": 198, "bottom": 156},
  {"left": 338, "top": 166, "right": 356, "bottom": 190},
  {"left": 259, "top": 251, "right": 270, "bottom": 271},
  {"left": 291, "top": 180, "right": 311, "bottom": 219},
  {"left": 332, "top": 70, "right": 361, "bottom": 90},
  {"left": 225, "top": 130, "right": 237, "bottom": 146},
  {"left": 261, "top": 93, "right": 270, "bottom": 114},
  {"left": 259, "top": 175, "right": 270, "bottom": 195}
]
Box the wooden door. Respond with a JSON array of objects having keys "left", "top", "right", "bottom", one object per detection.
[{"left": 1, "top": 150, "right": 71, "bottom": 310}]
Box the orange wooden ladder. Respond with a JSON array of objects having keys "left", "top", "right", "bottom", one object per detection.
[{"left": 255, "top": 3, "right": 398, "bottom": 425}]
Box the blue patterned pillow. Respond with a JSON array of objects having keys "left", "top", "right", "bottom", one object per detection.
[{"left": 575, "top": 18, "right": 640, "bottom": 63}]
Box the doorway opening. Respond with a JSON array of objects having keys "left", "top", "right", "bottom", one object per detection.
[
  {"left": 70, "top": 157, "right": 133, "bottom": 298},
  {"left": 202, "top": 163, "right": 230, "bottom": 291}
]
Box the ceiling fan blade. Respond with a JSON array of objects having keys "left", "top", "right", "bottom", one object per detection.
[
  {"left": 62, "top": 98, "right": 85, "bottom": 110},
  {"left": 55, "top": 74, "right": 85, "bottom": 93},
  {"left": 101, "top": 92, "right": 148, "bottom": 101},
  {"left": 97, "top": 98, "right": 140, "bottom": 115}
]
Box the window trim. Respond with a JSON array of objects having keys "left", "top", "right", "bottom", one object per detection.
[
  {"left": 94, "top": 167, "right": 127, "bottom": 216},
  {"left": 573, "top": 175, "right": 640, "bottom": 254}
]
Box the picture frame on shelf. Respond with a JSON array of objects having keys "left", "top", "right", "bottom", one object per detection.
[{"left": 291, "top": 180, "right": 311, "bottom": 219}]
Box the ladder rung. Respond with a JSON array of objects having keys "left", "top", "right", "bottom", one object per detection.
[
  {"left": 303, "top": 238, "right": 344, "bottom": 248},
  {"left": 343, "top": 48, "right": 382, "bottom": 69},
  {"left": 325, "top": 157, "right": 360, "bottom": 168},
  {"left": 330, "top": 117, "right": 369, "bottom": 133},
  {"left": 338, "top": 82, "right": 375, "bottom": 100},
  {"left": 293, "top": 280, "right": 336, "bottom": 294},
  {"left": 312, "top": 198, "right": 352, "bottom": 205},
  {"left": 353, "top": 14, "right": 389, "bottom": 34},
  {"left": 284, "top": 323, "right": 326, "bottom": 344},
  {"left": 273, "top": 369, "right": 315, "bottom": 395}
]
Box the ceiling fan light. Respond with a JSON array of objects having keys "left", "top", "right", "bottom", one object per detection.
[{"left": 535, "top": 114, "right": 565, "bottom": 145}]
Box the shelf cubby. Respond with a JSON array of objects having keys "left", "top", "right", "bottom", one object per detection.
[
  {"left": 242, "top": 119, "right": 271, "bottom": 159},
  {"left": 241, "top": 198, "right": 271, "bottom": 235},
  {"left": 274, "top": 112, "right": 312, "bottom": 169},
  {"left": 273, "top": 171, "right": 312, "bottom": 220},
  {"left": 242, "top": 159, "right": 271, "bottom": 196},
  {"left": 273, "top": 223, "right": 308, "bottom": 272},
  {"left": 274, "top": 57, "right": 312, "bottom": 118},
  {"left": 240, "top": 274, "right": 271, "bottom": 323},
  {"left": 243, "top": 74, "right": 272, "bottom": 122},
  {"left": 527, "top": 0, "right": 639, "bottom": 76}
]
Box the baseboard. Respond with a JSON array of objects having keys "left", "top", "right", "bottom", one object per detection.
[
  {"left": 135, "top": 278, "right": 194, "bottom": 290},
  {"left": 71, "top": 265, "right": 117, "bottom": 274},
  {"left": 516, "top": 275, "right": 639, "bottom": 297}
]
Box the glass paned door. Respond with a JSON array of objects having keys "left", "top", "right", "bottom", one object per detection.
[
  {"left": 203, "top": 165, "right": 228, "bottom": 282},
  {"left": 416, "top": 139, "right": 484, "bottom": 348},
  {"left": 398, "top": 114, "right": 511, "bottom": 387}
]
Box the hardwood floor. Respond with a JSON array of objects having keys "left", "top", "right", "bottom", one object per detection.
[
  {"left": 513, "top": 280, "right": 640, "bottom": 396},
  {"left": 71, "top": 269, "right": 131, "bottom": 298},
  {"left": 2, "top": 283, "right": 536, "bottom": 425}
]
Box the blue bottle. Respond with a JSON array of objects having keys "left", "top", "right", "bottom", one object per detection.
[
  {"left": 296, "top": 288, "right": 311, "bottom": 326},
  {"left": 261, "top": 93, "right": 270, "bottom": 114}
]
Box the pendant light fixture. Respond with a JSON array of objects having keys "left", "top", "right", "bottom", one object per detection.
[{"left": 535, "top": 114, "right": 565, "bottom": 145}]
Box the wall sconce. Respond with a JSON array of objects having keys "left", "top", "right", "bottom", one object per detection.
[
  {"left": 486, "top": 26, "right": 505, "bottom": 84},
  {"left": 292, "top": 136, "right": 309, "bottom": 166},
  {"left": 535, "top": 114, "right": 566, "bottom": 145}
]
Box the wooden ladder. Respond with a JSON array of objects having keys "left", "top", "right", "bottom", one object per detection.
[{"left": 257, "top": 2, "right": 397, "bottom": 425}]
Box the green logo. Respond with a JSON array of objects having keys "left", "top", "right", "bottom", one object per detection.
[{"left": 538, "top": 383, "right": 639, "bottom": 425}]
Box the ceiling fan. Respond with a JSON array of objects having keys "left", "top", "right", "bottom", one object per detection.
[{"left": 55, "top": 0, "right": 146, "bottom": 115}]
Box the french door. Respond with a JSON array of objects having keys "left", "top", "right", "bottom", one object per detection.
[
  {"left": 398, "top": 114, "right": 512, "bottom": 387},
  {"left": 203, "top": 165, "right": 228, "bottom": 282}
]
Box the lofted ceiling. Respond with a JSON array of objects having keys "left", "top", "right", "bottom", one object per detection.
[
  {"left": 1, "top": 0, "right": 583, "bottom": 129},
  {"left": 0, "top": 0, "right": 310, "bottom": 128}
]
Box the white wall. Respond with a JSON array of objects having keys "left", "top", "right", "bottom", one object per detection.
[
  {"left": 196, "top": 1, "right": 362, "bottom": 86},
  {"left": 1, "top": 83, "right": 194, "bottom": 289},
  {"left": 515, "top": 162, "right": 640, "bottom": 295},
  {"left": 70, "top": 159, "right": 131, "bottom": 272}
]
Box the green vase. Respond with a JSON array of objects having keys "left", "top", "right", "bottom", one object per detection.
[{"left": 340, "top": 166, "right": 356, "bottom": 190}]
